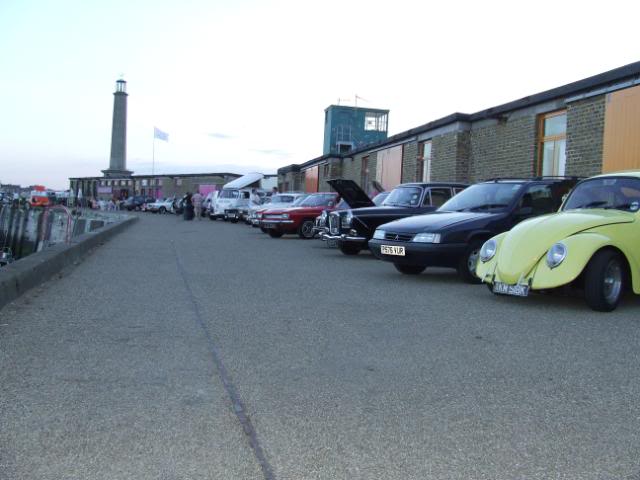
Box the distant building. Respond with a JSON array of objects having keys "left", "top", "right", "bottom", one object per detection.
[
  {"left": 68, "top": 79, "right": 255, "bottom": 200},
  {"left": 323, "top": 105, "right": 389, "bottom": 155}
]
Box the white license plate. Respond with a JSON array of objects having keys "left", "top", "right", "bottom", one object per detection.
[
  {"left": 380, "top": 245, "right": 405, "bottom": 256},
  {"left": 263, "top": 222, "right": 276, "bottom": 229},
  {"left": 493, "top": 282, "right": 529, "bottom": 297}
]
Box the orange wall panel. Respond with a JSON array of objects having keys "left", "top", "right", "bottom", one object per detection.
[
  {"left": 603, "top": 85, "right": 640, "bottom": 172},
  {"left": 375, "top": 145, "right": 403, "bottom": 191},
  {"left": 305, "top": 166, "right": 319, "bottom": 193}
]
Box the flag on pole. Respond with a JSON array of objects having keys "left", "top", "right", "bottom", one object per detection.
[{"left": 154, "top": 127, "right": 169, "bottom": 142}]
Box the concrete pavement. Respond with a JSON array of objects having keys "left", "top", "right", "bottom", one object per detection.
[{"left": 2, "top": 212, "right": 640, "bottom": 479}]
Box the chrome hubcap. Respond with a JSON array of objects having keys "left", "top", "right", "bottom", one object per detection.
[
  {"left": 603, "top": 260, "right": 622, "bottom": 304},
  {"left": 468, "top": 249, "right": 480, "bottom": 276},
  {"left": 302, "top": 222, "right": 313, "bottom": 236}
]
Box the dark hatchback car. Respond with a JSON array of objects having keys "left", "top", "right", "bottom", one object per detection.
[
  {"left": 369, "top": 177, "right": 579, "bottom": 282},
  {"left": 325, "top": 179, "right": 467, "bottom": 255}
]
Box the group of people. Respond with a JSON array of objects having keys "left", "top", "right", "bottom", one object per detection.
[{"left": 181, "top": 191, "right": 204, "bottom": 220}]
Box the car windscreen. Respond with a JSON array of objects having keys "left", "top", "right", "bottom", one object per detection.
[
  {"left": 382, "top": 187, "right": 422, "bottom": 207},
  {"left": 299, "top": 194, "right": 334, "bottom": 207},
  {"left": 563, "top": 177, "right": 640, "bottom": 212},
  {"left": 271, "top": 195, "right": 294, "bottom": 203},
  {"left": 372, "top": 192, "right": 389, "bottom": 206},
  {"left": 292, "top": 195, "right": 309, "bottom": 206},
  {"left": 439, "top": 183, "right": 523, "bottom": 212},
  {"left": 219, "top": 189, "right": 239, "bottom": 199}
]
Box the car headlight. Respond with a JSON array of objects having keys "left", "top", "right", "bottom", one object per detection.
[
  {"left": 373, "top": 229, "right": 385, "bottom": 240},
  {"left": 341, "top": 211, "right": 353, "bottom": 228},
  {"left": 480, "top": 239, "right": 497, "bottom": 262},
  {"left": 281, "top": 213, "right": 289, "bottom": 219},
  {"left": 546, "top": 242, "right": 567, "bottom": 269},
  {"left": 412, "top": 233, "right": 441, "bottom": 243},
  {"left": 320, "top": 211, "right": 327, "bottom": 220}
]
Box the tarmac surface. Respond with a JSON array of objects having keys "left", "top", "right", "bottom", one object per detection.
[{"left": 1, "top": 212, "right": 640, "bottom": 479}]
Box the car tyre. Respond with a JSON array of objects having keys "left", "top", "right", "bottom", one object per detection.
[
  {"left": 298, "top": 219, "right": 315, "bottom": 239},
  {"left": 458, "top": 240, "right": 483, "bottom": 284},
  {"left": 268, "top": 230, "right": 284, "bottom": 238},
  {"left": 394, "top": 264, "right": 426, "bottom": 275},
  {"left": 260, "top": 227, "right": 268, "bottom": 233},
  {"left": 339, "top": 243, "right": 361, "bottom": 255},
  {"left": 230, "top": 217, "right": 239, "bottom": 224},
  {"left": 584, "top": 250, "right": 625, "bottom": 312},
  {"left": 209, "top": 216, "right": 216, "bottom": 221}
]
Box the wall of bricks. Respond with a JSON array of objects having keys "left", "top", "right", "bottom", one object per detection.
[
  {"left": 469, "top": 116, "right": 537, "bottom": 181},
  {"left": 279, "top": 171, "right": 303, "bottom": 192},
  {"left": 401, "top": 141, "right": 419, "bottom": 183},
  {"left": 431, "top": 131, "right": 470, "bottom": 182},
  {"left": 566, "top": 95, "right": 606, "bottom": 177}
]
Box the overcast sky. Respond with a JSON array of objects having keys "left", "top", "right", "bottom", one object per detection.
[{"left": 1, "top": 0, "right": 638, "bottom": 189}]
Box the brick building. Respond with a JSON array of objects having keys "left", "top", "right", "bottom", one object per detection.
[
  {"left": 69, "top": 172, "right": 242, "bottom": 202},
  {"left": 279, "top": 61, "right": 640, "bottom": 194}
]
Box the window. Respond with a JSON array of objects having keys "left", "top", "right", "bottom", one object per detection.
[
  {"left": 364, "top": 112, "right": 388, "bottom": 132},
  {"left": 142, "top": 179, "right": 148, "bottom": 186},
  {"left": 424, "top": 188, "right": 451, "bottom": 207},
  {"left": 419, "top": 141, "right": 432, "bottom": 182},
  {"left": 176, "top": 178, "right": 183, "bottom": 186},
  {"left": 156, "top": 178, "right": 163, "bottom": 186},
  {"left": 538, "top": 111, "right": 567, "bottom": 176},
  {"left": 518, "top": 184, "right": 556, "bottom": 216},
  {"left": 323, "top": 164, "right": 330, "bottom": 179}
]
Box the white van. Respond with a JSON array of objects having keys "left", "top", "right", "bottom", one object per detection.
[{"left": 210, "top": 173, "right": 264, "bottom": 220}]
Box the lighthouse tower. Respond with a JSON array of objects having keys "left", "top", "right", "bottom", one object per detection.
[{"left": 102, "top": 79, "right": 132, "bottom": 177}]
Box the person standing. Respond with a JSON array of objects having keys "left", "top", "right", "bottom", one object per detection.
[
  {"left": 272, "top": 186, "right": 279, "bottom": 195},
  {"left": 192, "top": 191, "right": 203, "bottom": 220},
  {"left": 250, "top": 188, "right": 261, "bottom": 205}
]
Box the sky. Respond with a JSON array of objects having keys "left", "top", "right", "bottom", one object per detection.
[{"left": 1, "top": 0, "right": 639, "bottom": 190}]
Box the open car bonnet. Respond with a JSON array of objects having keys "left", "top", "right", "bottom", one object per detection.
[
  {"left": 496, "top": 210, "right": 635, "bottom": 284},
  {"left": 327, "top": 179, "right": 374, "bottom": 209}
]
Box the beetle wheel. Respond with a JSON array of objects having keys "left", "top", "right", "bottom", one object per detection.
[{"left": 584, "top": 250, "right": 625, "bottom": 312}]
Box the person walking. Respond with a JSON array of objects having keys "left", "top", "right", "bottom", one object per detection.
[
  {"left": 192, "top": 191, "right": 203, "bottom": 220},
  {"left": 183, "top": 193, "right": 194, "bottom": 220}
]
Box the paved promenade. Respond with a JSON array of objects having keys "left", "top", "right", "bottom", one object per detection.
[{"left": 1, "top": 213, "right": 640, "bottom": 479}]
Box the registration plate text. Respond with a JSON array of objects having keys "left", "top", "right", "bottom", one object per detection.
[
  {"left": 493, "top": 282, "right": 529, "bottom": 297},
  {"left": 380, "top": 245, "right": 405, "bottom": 256}
]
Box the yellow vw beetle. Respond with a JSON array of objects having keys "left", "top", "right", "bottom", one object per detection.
[{"left": 477, "top": 171, "right": 640, "bottom": 311}]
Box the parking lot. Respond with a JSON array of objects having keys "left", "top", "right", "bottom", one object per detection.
[{"left": 2, "top": 212, "right": 640, "bottom": 479}]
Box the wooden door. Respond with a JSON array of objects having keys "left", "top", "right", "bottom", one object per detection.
[{"left": 603, "top": 85, "right": 640, "bottom": 172}]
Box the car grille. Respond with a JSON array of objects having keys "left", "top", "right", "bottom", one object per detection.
[
  {"left": 264, "top": 214, "right": 283, "bottom": 220},
  {"left": 384, "top": 232, "right": 414, "bottom": 242},
  {"left": 328, "top": 214, "right": 339, "bottom": 235}
]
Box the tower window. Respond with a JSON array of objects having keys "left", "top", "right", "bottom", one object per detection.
[{"left": 364, "top": 112, "right": 388, "bottom": 132}]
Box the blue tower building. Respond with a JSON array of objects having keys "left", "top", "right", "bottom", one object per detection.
[{"left": 323, "top": 105, "right": 389, "bottom": 155}]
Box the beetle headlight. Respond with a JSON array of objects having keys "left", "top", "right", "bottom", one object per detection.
[
  {"left": 546, "top": 242, "right": 567, "bottom": 269},
  {"left": 373, "top": 229, "right": 385, "bottom": 240},
  {"left": 480, "top": 239, "right": 497, "bottom": 262},
  {"left": 412, "top": 233, "right": 441, "bottom": 243}
]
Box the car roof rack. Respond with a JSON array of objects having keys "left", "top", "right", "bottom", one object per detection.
[
  {"left": 482, "top": 176, "right": 583, "bottom": 183},
  {"left": 532, "top": 175, "right": 584, "bottom": 181}
]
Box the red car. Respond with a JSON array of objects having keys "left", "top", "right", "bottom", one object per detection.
[{"left": 261, "top": 192, "right": 339, "bottom": 239}]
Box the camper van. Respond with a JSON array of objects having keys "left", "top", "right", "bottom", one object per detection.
[{"left": 210, "top": 173, "right": 265, "bottom": 220}]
